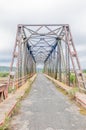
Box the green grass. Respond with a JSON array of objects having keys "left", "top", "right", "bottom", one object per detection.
[
  {"left": 68, "top": 87, "right": 79, "bottom": 100},
  {"left": 0, "top": 101, "right": 21, "bottom": 130},
  {"left": 83, "top": 69, "right": 86, "bottom": 73},
  {"left": 0, "top": 79, "right": 35, "bottom": 129},
  {"left": 0, "top": 116, "right": 10, "bottom": 130},
  {"left": 11, "top": 102, "right": 21, "bottom": 116},
  {"left": 8, "top": 87, "right": 15, "bottom": 93},
  {"left": 22, "top": 80, "right": 33, "bottom": 99},
  {"left": 0, "top": 75, "right": 36, "bottom": 130},
  {"left": 0, "top": 72, "right": 9, "bottom": 77},
  {"left": 55, "top": 84, "right": 68, "bottom": 96},
  {"left": 70, "top": 73, "right": 76, "bottom": 84}
]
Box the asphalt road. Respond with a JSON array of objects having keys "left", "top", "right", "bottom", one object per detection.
[{"left": 10, "top": 74, "right": 86, "bottom": 130}]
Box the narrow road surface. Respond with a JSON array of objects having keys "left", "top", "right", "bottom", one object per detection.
[{"left": 10, "top": 74, "right": 86, "bottom": 130}]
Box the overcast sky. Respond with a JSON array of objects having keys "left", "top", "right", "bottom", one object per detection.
[{"left": 0, "top": 0, "right": 86, "bottom": 69}]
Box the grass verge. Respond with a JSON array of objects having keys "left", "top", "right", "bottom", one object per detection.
[{"left": 0, "top": 116, "right": 10, "bottom": 130}]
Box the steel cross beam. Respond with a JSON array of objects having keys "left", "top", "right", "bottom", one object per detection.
[
  {"left": 44, "top": 39, "right": 58, "bottom": 63},
  {"left": 9, "top": 24, "right": 86, "bottom": 90},
  {"left": 27, "top": 43, "right": 36, "bottom": 63}
]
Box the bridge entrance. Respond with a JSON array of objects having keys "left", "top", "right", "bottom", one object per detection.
[{"left": 10, "top": 24, "right": 85, "bottom": 89}]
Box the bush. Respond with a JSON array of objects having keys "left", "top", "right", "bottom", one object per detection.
[
  {"left": 83, "top": 69, "right": 86, "bottom": 73},
  {"left": 70, "top": 73, "right": 75, "bottom": 84}
]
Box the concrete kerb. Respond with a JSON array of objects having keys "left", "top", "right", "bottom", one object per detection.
[
  {"left": 0, "top": 74, "right": 37, "bottom": 126},
  {"left": 44, "top": 74, "right": 86, "bottom": 109},
  {"left": 44, "top": 74, "right": 72, "bottom": 92},
  {"left": 75, "top": 92, "right": 86, "bottom": 109}
]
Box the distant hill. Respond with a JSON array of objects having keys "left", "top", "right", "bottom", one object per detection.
[
  {"left": 0, "top": 66, "right": 16, "bottom": 72},
  {"left": 36, "top": 68, "right": 43, "bottom": 73},
  {"left": 0, "top": 66, "right": 10, "bottom": 72}
]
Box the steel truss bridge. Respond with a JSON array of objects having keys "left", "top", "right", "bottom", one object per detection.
[{"left": 9, "top": 24, "right": 86, "bottom": 90}]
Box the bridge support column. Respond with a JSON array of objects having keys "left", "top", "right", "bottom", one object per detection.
[
  {"left": 65, "top": 34, "right": 70, "bottom": 86},
  {"left": 17, "top": 27, "right": 23, "bottom": 81},
  {"left": 55, "top": 46, "right": 58, "bottom": 79},
  {"left": 58, "top": 40, "right": 62, "bottom": 82}
]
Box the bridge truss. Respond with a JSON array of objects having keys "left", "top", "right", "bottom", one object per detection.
[{"left": 10, "top": 24, "right": 86, "bottom": 89}]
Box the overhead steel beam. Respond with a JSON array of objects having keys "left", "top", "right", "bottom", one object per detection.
[
  {"left": 27, "top": 43, "right": 36, "bottom": 63},
  {"left": 44, "top": 38, "right": 58, "bottom": 63}
]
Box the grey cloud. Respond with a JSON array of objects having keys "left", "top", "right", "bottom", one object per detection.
[{"left": 0, "top": 0, "right": 86, "bottom": 68}]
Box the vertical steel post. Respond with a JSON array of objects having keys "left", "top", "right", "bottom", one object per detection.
[
  {"left": 65, "top": 42, "right": 70, "bottom": 85},
  {"left": 58, "top": 40, "right": 61, "bottom": 81},
  {"left": 55, "top": 46, "right": 58, "bottom": 79},
  {"left": 17, "top": 26, "right": 22, "bottom": 82}
]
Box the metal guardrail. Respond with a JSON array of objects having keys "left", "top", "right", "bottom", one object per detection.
[
  {"left": 0, "top": 83, "right": 8, "bottom": 102},
  {"left": 0, "top": 73, "right": 35, "bottom": 103},
  {"left": 14, "top": 74, "right": 34, "bottom": 88}
]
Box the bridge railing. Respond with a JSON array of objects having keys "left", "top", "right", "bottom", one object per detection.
[
  {"left": 0, "top": 73, "right": 35, "bottom": 102},
  {"left": 14, "top": 73, "right": 34, "bottom": 88},
  {"left": 9, "top": 73, "right": 35, "bottom": 89},
  {"left": 0, "top": 83, "right": 8, "bottom": 102}
]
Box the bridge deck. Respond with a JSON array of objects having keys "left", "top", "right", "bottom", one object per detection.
[{"left": 10, "top": 74, "right": 86, "bottom": 130}]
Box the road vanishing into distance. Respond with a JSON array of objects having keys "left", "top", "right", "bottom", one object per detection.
[{"left": 10, "top": 74, "right": 86, "bottom": 130}]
